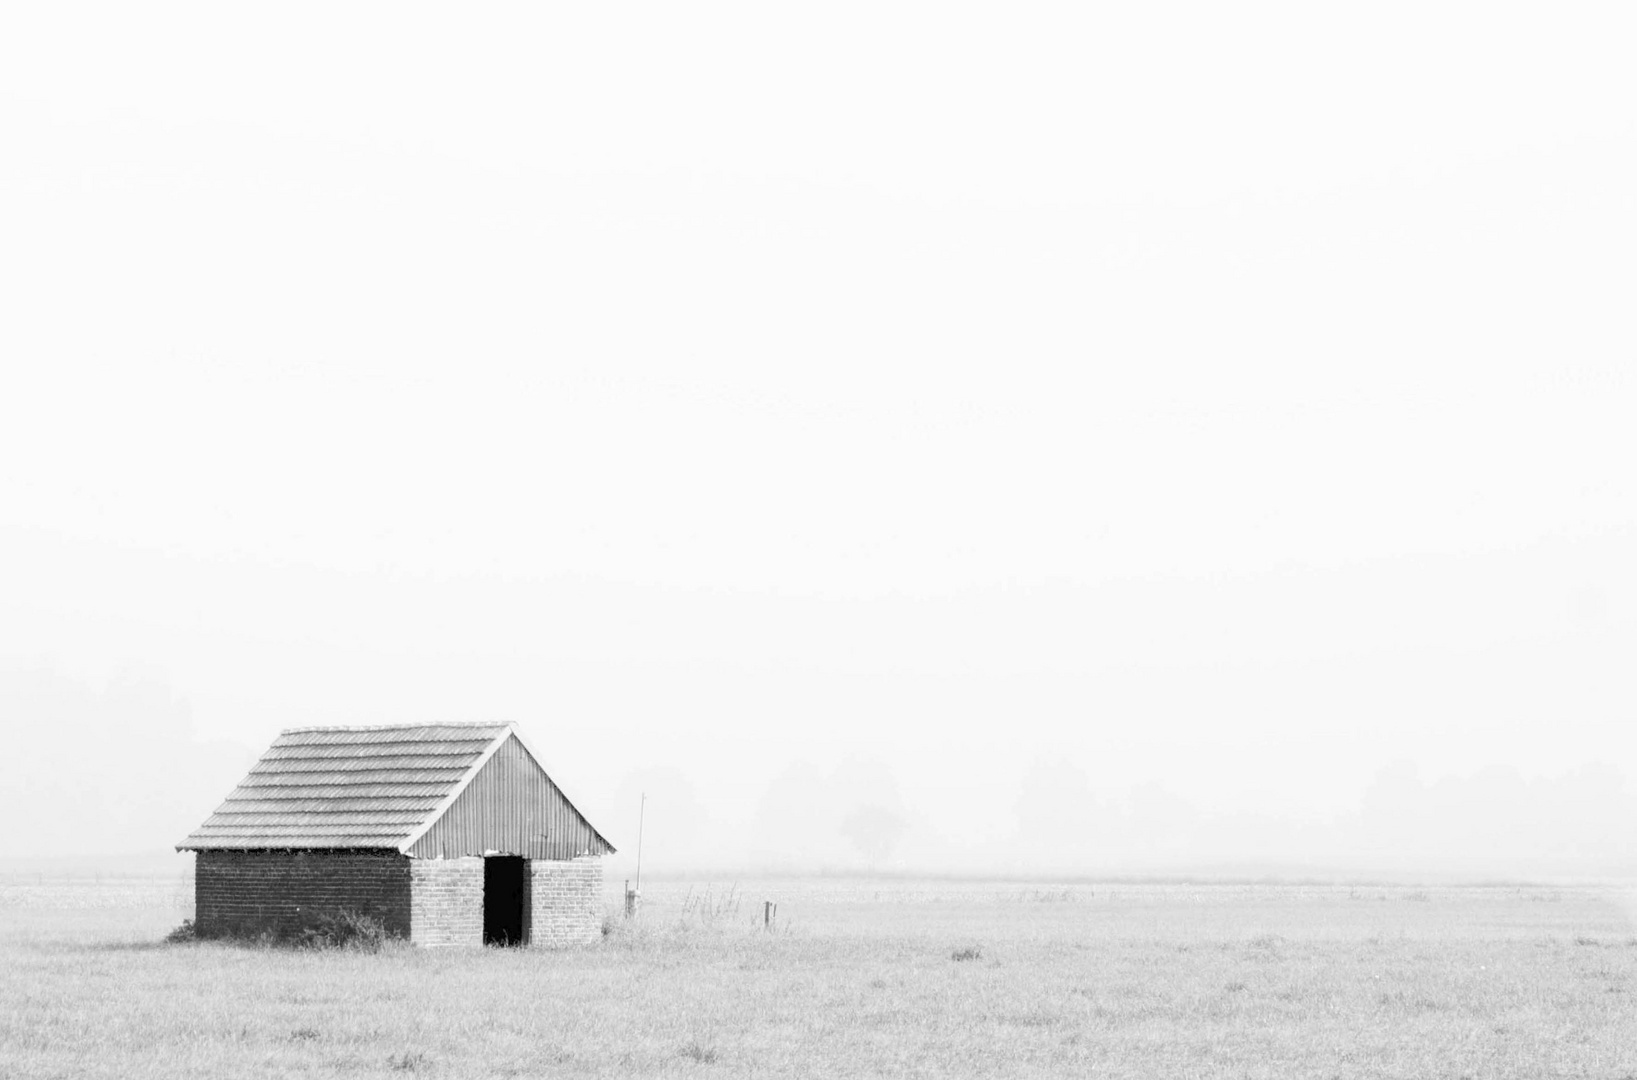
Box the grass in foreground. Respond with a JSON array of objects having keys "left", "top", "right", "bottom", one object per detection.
[{"left": 1, "top": 880, "right": 1633, "bottom": 1078}]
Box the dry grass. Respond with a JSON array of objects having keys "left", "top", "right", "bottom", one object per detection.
[{"left": 1, "top": 878, "right": 1634, "bottom": 1078}]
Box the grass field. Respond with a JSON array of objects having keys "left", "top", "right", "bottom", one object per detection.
[{"left": 1, "top": 876, "right": 1634, "bottom": 1078}]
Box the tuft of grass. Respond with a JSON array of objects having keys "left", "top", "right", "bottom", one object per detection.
[
  {"left": 1003, "top": 1009, "right": 1061, "bottom": 1027},
  {"left": 951, "top": 945, "right": 983, "bottom": 962},
  {"left": 163, "top": 919, "right": 196, "bottom": 945},
  {"left": 387, "top": 1050, "right": 430, "bottom": 1071},
  {"left": 1377, "top": 990, "right": 1450, "bottom": 1013},
  {"left": 679, "top": 884, "right": 741, "bottom": 927},
  {"left": 1016, "top": 888, "right": 1081, "bottom": 903},
  {"left": 678, "top": 1039, "right": 718, "bottom": 1064}
]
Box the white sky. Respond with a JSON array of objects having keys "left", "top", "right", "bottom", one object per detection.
[{"left": 2, "top": 2, "right": 1634, "bottom": 872}]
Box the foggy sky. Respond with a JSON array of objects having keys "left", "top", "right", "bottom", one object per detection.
[{"left": 2, "top": 2, "right": 1634, "bottom": 876}]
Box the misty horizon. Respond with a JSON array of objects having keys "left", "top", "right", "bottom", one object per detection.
[{"left": 3, "top": 660, "right": 1631, "bottom": 880}]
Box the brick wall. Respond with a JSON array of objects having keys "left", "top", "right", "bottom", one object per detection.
[
  {"left": 409, "top": 857, "right": 483, "bottom": 946},
  {"left": 194, "top": 850, "right": 411, "bottom": 940},
  {"left": 528, "top": 856, "right": 604, "bottom": 947}
]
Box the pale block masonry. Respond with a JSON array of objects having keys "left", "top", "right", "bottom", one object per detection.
[
  {"left": 409, "top": 856, "right": 483, "bottom": 946},
  {"left": 528, "top": 856, "right": 604, "bottom": 946}
]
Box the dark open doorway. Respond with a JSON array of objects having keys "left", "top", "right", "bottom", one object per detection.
[{"left": 483, "top": 856, "right": 525, "bottom": 946}]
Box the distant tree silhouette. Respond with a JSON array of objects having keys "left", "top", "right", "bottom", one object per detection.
[{"left": 839, "top": 803, "right": 907, "bottom": 864}]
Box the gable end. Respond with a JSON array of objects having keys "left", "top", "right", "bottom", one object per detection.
[{"left": 404, "top": 735, "right": 614, "bottom": 859}]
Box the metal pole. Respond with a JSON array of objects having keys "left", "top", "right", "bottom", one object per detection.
[{"left": 634, "top": 792, "right": 647, "bottom": 898}]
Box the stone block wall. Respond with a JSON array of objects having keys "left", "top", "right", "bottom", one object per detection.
[
  {"left": 409, "top": 856, "right": 483, "bottom": 946},
  {"left": 193, "top": 850, "right": 411, "bottom": 940},
  {"left": 528, "top": 856, "right": 604, "bottom": 947}
]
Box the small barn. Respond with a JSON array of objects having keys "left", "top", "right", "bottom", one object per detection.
[{"left": 178, "top": 723, "right": 615, "bottom": 946}]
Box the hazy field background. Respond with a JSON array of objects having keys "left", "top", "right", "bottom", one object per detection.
[{"left": 2, "top": 874, "right": 1634, "bottom": 1079}]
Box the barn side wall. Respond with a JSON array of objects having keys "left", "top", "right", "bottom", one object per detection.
[
  {"left": 193, "top": 850, "right": 411, "bottom": 940},
  {"left": 528, "top": 856, "right": 604, "bottom": 947},
  {"left": 409, "top": 857, "right": 483, "bottom": 946}
]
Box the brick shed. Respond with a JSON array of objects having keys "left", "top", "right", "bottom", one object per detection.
[{"left": 178, "top": 723, "right": 615, "bottom": 947}]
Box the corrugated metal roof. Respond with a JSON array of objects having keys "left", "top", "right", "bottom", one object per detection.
[{"left": 177, "top": 723, "right": 613, "bottom": 855}]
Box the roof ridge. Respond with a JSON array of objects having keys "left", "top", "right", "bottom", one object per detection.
[{"left": 278, "top": 722, "right": 515, "bottom": 734}]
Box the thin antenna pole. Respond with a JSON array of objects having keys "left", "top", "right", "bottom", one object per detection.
[{"left": 634, "top": 792, "right": 647, "bottom": 895}]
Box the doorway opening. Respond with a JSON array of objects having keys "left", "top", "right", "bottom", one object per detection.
[{"left": 483, "top": 856, "right": 526, "bottom": 946}]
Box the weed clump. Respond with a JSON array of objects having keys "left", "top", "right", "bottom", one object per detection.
[
  {"left": 1015, "top": 888, "right": 1082, "bottom": 903},
  {"left": 679, "top": 884, "right": 741, "bottom": 926},
  {"left": 177, "top": 909, "right": 398, "bottom": 950},
  {"left": 679, "top": 1040, "right": 718, "bottom": 1064},
  {"left": 298, "top": 910, "right": 394, "bottom": 952},
  {"left": 951, "top": 945, "right": 983, "bottom": 962}
]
